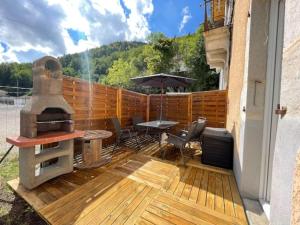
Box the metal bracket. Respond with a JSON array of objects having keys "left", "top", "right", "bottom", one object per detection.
[{"left": 275, "top": 104, "right": 287, "bottom": 118}]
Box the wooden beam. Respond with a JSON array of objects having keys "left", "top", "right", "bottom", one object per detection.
[
  {"left": 146, "top": 95, "right": 150, "bottom": 122},
  {"left": 117, "top": 88, "right": 122, "bottom": 126}
]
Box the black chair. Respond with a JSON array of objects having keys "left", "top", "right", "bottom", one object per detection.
[
  {"left": 111, "top": 118, "right": 140, "bottom": 153},
  {"left": 132, "top": 116, "right": 147, "bottom": 135},
  {"left": 179, "top": 117, "right": 207, "bottom": 146},
  {"left": 165, "top": 118, "right": 207, "bottom": 165}
]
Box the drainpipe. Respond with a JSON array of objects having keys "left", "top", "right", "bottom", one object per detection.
[{"left": 226, "top": 0, "right": 235, "bottom": 89}]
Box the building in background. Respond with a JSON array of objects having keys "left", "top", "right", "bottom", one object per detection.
[{"left": 203, "top": 0, "right": 300, "bottom": 224}]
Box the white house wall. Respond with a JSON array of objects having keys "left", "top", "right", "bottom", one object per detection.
[
  {"left": 233, "top": 0, "right": 270, "bottom": 199},
  {"left": 270, "top": 0, "right": 300, "bottom": 223}
]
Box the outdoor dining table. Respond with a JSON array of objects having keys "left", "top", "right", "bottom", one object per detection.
[{"left": 136, "top": 120, "right": 179, "bottom": 148}]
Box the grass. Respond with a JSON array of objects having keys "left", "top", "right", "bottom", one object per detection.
[
  {"left": 0, "top": 154, "right": 46, "bottom": 225},
  {"left": 0, "top": 155, "right": 19, "bottom": 183},
  {"left": 0, "top": 154, "right": 19, "bottom": 217}
]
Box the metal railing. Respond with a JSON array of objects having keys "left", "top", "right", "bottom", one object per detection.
[
  {"left": 0, "top": 86, "right": 31, "bottom": 155},
  {"left": 204, "top": 0, "right": 226, "bottom": 31}
]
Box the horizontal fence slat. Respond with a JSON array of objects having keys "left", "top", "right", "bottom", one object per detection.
[{"left": 63, "top": 76, "right": 227, "bottom": 144}]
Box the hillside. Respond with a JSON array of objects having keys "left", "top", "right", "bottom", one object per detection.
[
  {"left": 0, "top": 26, "right": 219, "bottom": 95},
  {"left": 59, "top": 41, "right": 146, "bottom": 82}
]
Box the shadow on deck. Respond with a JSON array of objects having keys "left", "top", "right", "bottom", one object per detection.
[{"left": 7, "top": 137, "right": 248, "bottom": 225}]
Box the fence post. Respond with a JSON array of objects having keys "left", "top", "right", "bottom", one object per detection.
[
  {"left": 225, "top": 90, "right": 228, "bottom": 128},
  {"left": 117, "top": 88, "right": 122, "bottom": 126},
  {"left": 146, "top": 95, "right": 150, "bottom": 121},
  {"left": 188, "top": 94, "right": 192, "bottom": 124}
]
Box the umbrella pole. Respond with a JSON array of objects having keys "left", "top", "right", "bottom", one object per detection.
[{"left": 160, "top": 84, "right": 163, "bottom": 122}]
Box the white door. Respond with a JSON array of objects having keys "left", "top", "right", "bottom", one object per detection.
[{"left": 262, "top": 0, "right": 285, "bottom": 204}]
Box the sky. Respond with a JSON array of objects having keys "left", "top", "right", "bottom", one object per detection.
[{"left": 0, "top": 0, "right": 205, "bottom": 63}]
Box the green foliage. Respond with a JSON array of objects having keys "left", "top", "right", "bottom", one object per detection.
[
  {"left": 146, "top": 32, "right": 167, "bottom": 44},
  {"left": 103, "top": 58, "right": 138, "bottom": 88},
  {"left": 0, "top": 62, "right": 32, "bottom": 96},
  {"left": 0, "top": 27, "right": 219, "bottom": 93},
  {"left": 185, "top": 26, "right": 219, "bottom": 91},
  {"left": 0, "top": 154, "right": 18, "bottom": 183},
  {"left": 58, "top": 41, "right": 145, "bottom": 82},
  {"left": 144, "top": 37, "right": 176, "bottom": 74}
]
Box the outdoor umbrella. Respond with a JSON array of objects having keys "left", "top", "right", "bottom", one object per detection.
[{"left": 131, "top": 73, "right": 195, "bottom": 122}]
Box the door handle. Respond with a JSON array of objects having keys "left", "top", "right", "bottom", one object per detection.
[{"left": 275, "top": 104, "right": 287, "bottom": 118}]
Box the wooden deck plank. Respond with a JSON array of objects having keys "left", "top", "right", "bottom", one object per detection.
[
  {"left": 197, "top": 169, "right": 209, "bottom": 205},
  {"left": 229, "top": 175, "right": 248, "bottom": 224},
  {"left": 135, "top": 218, "right": 155, "bottom": 225},
  {"left": 109, "top": 186, "right": 153, "bottom": 225},
  {"left": 181, "top": 167, "right": 197, "bottom": 200},
  {"left": 156, "top": 192, "right": 245, "bottom": 225},
  {"left": 146, "top": 204, "right": 196, "bottom": 225},
  {"left": 123, "top": 188, "right": 159, "bottom": 225},
  {"left": 98, "top": 183, "right": 147, "bottom": 225},
  {"left": 186, "top": 159, "right": 233, "bottom": 175},
  {"left": 174, "top": 167, "right": 192, "bottom": 197},
  {"left": 162, "top": 166, "right": 181, "bottom": 191},
  {"left": 153, "top": 193, "right": 230, "bottom": 225},
  {"left": 8, "top": 143, "right": 248, "bottom": 225},
  {"left": 189, "top": 168, "right": 203, "bottom": 203},
  {"left": 151, "top": 199, "right": 213, "bottom": 225},
  {"left": 7, "top": 178, "right": 47, "bottom": 210},
  {"left": 206, "top": 172, "right": 216, "bottom": 210},
  {"left": 222, "top": 175, "right": 236, "bottom": 217},
  {"left": 141, "top": 211, "right": 174, "bottom": 225},
  {"left": 215, "top": 173, "right": 225, "bottom": 214},
  {"left": 73, "top": 180, "right": 139, "bottom": 225},
  {"left": 39, "top": 171, "right": 116, "bottom": 216},
  {"left": 166, "top": 166, "right": 185, "bottom": 194}
]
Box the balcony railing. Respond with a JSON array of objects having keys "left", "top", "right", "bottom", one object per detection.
[{"left": 204, "top": 0, "right": 226, "bottom": 31}]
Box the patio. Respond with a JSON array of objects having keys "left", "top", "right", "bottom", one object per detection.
[
  {"left": 8, "top": 139, "right": 248, "bottom": 225},
  {"left": 6, "top": 75, "right": 248, "bottom": 224}
]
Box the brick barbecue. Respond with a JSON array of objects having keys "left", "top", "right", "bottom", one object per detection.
[
  {"left": 7, "top": 56, "right": 84, "bottom": 189},
  {"left": 20, "top": 56, "right": 74, "bottom": 137}
]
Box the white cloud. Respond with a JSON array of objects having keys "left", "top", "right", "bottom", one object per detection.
[
  {"left": 0, "top": 0, "right": 154, "bottom": 62},
  {"left": 122, "top": 0, "right": 153, "bottom": 41},
  {"left": 0, "top": 45, "right": 19, "bottom": 63},
  {"left": 179, "top": 6, "right": 192, "bottom": 33}
]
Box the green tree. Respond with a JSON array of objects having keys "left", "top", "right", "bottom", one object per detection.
[
  {"left": 143, "top": 38, "right": 176, "bottom": 74},
  {"left": 146, "top": 32, "right": 167, "bottom": 44},
  {"left": 103, "top": 58, "right": 138, "bottom": 88},
  {"left": 186, "top": 26, "right": 219, "bottom": 91}
]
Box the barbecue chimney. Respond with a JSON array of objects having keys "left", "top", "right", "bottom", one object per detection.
[{"left": 20, "top": 56, "right": 74, "bottom": 138}]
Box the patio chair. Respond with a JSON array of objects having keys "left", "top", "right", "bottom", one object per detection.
[
  {"left": 165, "top": 118, "right": 207, "bottom": 166},
  {"left": 132, "top": 116, "right": 147, "bottom": 135},
  {"left": 179, "top": 117, "right": 207, "bottom": 146},
  {"left": 111, "top": 117, "right": 140, "bottom": 153}
]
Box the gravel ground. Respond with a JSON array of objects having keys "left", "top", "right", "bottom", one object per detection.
[
  {"left": 0, "top": 103, "right": 22, "bottom": 155},
  {"left": 0, "top": 100, "right": 48, "bottom": 224}
]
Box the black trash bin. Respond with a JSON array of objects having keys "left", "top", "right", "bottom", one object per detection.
[{"left": 201, "top": 127, "right": 233, "bottom": 169}]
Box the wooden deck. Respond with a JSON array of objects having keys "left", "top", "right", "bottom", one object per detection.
[{"left": 8, "top": 141, "right": 248, "bottom": 225}]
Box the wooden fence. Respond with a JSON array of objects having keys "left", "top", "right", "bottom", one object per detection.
[
  {"left": 119, "top": 89, "right": 148, "bottom": 127},
  {"left": 191, "top": 90, "right": 227, "bottom": 127},
  {"left": 149, "top": 94, "right": 191, "bottom": 132},
  {"left": 62, "top": 76, "right": 227, "bottom": 143},
  {"left": 149, "top": 90, "right": 227, "bottom": 132}
]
